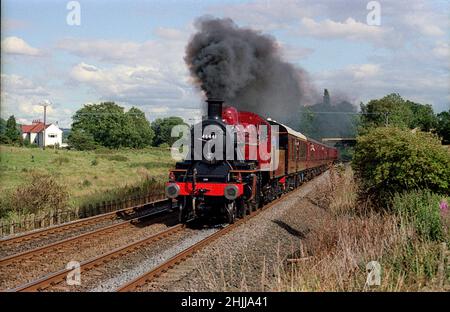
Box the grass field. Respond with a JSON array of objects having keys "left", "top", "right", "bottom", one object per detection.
[{"left": 0, "top": 145, "right": 175, "bottom": 216}]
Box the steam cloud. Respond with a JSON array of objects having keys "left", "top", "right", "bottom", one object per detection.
[{"left": 185, "top": 17, "right": 319, "bottom": 127}]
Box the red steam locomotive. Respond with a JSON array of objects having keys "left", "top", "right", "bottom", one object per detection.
[{"left": 165, "top": 99, "right": 338, "bottom": 223}]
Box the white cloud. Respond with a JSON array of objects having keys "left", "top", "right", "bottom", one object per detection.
[
  {"left": 1, "top": 36, "right": 42, "bottom": 56},
  {"left": 59, "top": 28, "right": 203, "bottom": 119},
  {"left": 433, "top": 41, "right": 450, "bottom": 59},
  {"left": 314, "top": 62, "right": 449, "bottom": 112},
  {"left": 299, "top": 17, "right": 387, "bottom": 42},
  {"left": 350, "top": 64, "right": 381, "bottom": 79},
  {"left": 69, "top": 62, "right": 194, "bottom": 107},
  {"left": 0, "top": 74, "right": 72, "bottom": 125}
]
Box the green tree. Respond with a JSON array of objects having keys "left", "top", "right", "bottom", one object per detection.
[
  {"left": 352, "top": 127, "right": 450, "bottom": 203},
  {"left": 5, "top": 115, "right": 21, "bottom": 143},
  {"left": 298, "top": 107, "right": 314, "bottom": 137},
  {"left": 126, "top": 107, "right": 154, "bottom": 148},
  {"left": 359, "top": 94, "right": 438, "bottom": 132},
  {"left": 71, "top": 102, "right": 153, "bottom": 149},
  {"left": 0, "top": 118, "right": 6, "bottom": 134},
  {"left": 360, "top": 93, "right": 413, "bottom": 131},
  {"left": 0, "top": 118, "right": 9, "bottom": 144},
  {"left": 407, "top": 100, "right": 437, "bottom": 131},
  {"left": 436, "top": 110, "right": 450, "bottom": 144},
  {"left": 67, "top": 129, "right": 98, "bottom": 150},
  {"left": 151, "top": 117, "right": 186, "bottom": 147}
]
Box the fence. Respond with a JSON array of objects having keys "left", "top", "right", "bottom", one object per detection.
[{"left": 0, "top": 191, "right": 165, "bottom": 238}]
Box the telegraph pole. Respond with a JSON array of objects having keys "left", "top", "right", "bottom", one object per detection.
[{"left": 40, "top": 100, "right": 51, "bottom": 150}]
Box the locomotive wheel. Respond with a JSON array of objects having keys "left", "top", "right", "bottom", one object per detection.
[
  {"left": 225, "top": 201, "right": 236, "bottom": 224},
  {"left": 245, "top": 202, "right": 251, "bottom": 215},
  {"left": 236, "top": 199, "right": 245, "bottom": 218},
  {"left": 251, "top": 190, "right": 261, "bottom": 211},
  {"left": 178, "top": 197, "right": 191, "bottom": 223}
]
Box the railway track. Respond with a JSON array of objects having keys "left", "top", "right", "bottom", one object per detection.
[
  {"left": 11, "top": 223, "right": 187, "bottom": 292},
  {"left": 0, "top": 198, "right": 170, "bottom": 257},
  {"left": 0, "top": 209, "right": 175, "bottom": 266},
  {"left": 0, "top": 211, "right": 179, "bottom": 291},
  {"left": 7, "top": 170, "right": 328, "bottom": 292},
  {"left": 116, "top": 190, "right": 299, "bottom": 292}
]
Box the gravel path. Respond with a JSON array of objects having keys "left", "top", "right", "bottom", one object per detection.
[{"left": 138, "top": 172, "right": 330, "bottom": 292}]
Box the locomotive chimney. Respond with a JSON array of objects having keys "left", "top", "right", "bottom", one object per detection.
[{"left": 206, "top": 98, "right": 224, "bottom": 120}]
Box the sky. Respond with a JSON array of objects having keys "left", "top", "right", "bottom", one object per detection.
[{"left": 1, "top": 0, "right": 449, "bottom": 128}]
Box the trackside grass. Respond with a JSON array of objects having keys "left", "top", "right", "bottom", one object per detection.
[{"left": 0, "top": 145, "right": 175, "bottom": 220}]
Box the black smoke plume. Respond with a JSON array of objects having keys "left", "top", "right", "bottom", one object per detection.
[{"left": 185, "top": 16, "right": 318, "bottom": 127}]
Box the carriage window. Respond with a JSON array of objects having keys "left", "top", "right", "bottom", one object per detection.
[
  {"left": 299, "top": 142, "right": 306, "bottom": 159},
  {"left": 290, "top": 138, "right": 295, "bottom": 160}
]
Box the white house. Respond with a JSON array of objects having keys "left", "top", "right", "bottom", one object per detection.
[{"left": 21, "top": 120, "right": 63, "bottom": 147}]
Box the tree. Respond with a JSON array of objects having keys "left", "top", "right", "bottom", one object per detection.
[
  {"left": 0, "top": 118, "right": 9, "bottom": 144},
  {"left": 407, "top": 100, "right": 437, "bottom": 131},
  {"left": 126, "top": 107, "right": 154, "bottom": 148},
  {"left": 298, "top": 90, "right": 358, "bottom": 140},
  {"left": 5, "top": 115, "right": 21, "bottom": 143},
  {"left": 0, "top": 118, "right": 6, "bottom": 134},
  {"left": 360, "top": 93, "right": 413, "bottom": 130},
  {"left": 359, "top": 93, "right": 438, "bottom": 132},
  {"left": 298, "top": 106, "right": 315, "bottom": 137},
  {"left": 71, "top": 102, "right": 153, "bottom": 149},
  {"left": 151, "top": 117, "right": 186, "bottom": 147},
  {"left": 436, "top": 110, "right": 450, "bottom": 144},
  {"left": 67, "top": 130, "right": 98, "bottom": 150}
]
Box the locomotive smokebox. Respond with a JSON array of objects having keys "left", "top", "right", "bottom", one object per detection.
[{"left": 207, "top": 98, "right": 224, "bottom": 120}]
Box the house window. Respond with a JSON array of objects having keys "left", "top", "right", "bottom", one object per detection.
[{"left": 48, "top": 134, "right": 57, "bottom": 138}]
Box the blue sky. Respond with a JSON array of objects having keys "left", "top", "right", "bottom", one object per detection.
[{"left": 1, "top": 0, "right": 449, "bottom": 127}]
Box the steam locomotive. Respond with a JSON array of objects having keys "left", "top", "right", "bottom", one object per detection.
[{"left": 165, "top": 99, "right": 338, "bottom": 223}]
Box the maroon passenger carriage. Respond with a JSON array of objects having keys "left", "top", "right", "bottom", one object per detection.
[{"left": 165, "top": 99, "right": 338, "bottom": 223}]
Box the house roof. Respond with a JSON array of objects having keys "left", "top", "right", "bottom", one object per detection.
[{"left": 21, "top": 122, "right": 51, "bottom": 133}]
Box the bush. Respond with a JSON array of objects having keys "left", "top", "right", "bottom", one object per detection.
[
  {"left": 98, "top": 154, "right": 129, "bottom": 162},
  {"left": 94, "top": 147, "right": 113, "bottom": 154},
  {"left": 91, "top": 158, "right": 99, "bottom": 166},
  {"left": 352, "top": 127, "right": 450, "bottom": 203},
  {"left": 81, "top": 179, "right": 92, "bottom": 187},
  {"left": 392, "top": 190, "right": 447, "bottom": 242},
  {"left": 51, "top": 156, "right": 70, "bottom": 165},
  {"left": 0, "top": 134, "right": 11, "bottom": 144},
  {"left": 68, "top": 130, "right": 98, "bottom": 150},
  {"left": 9, "top": 172, "right": 70, "bottom": 215}
]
